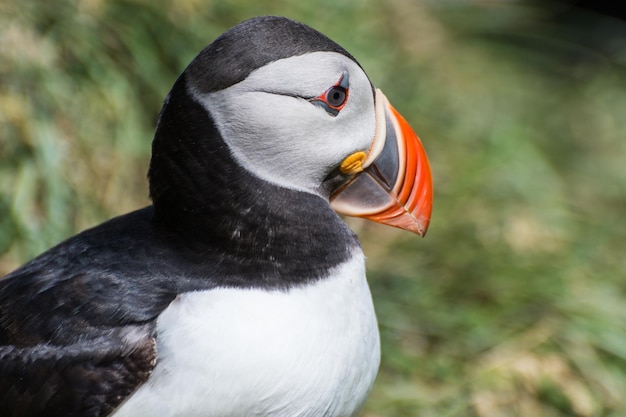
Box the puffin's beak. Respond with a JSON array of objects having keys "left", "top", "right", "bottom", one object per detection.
[{"left": 330, "top": 90, "right": 433, "bottom": 236}]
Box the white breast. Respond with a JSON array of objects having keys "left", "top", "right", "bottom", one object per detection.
[{"left": 112, "top": 251, "right": 380, "bottom": 417}]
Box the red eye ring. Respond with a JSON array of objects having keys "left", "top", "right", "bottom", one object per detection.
[
  {"left": 308, "top": 72, "right": 350, "bottom": 116},
  {"left": 310, "top": 85, "right": 349, "bottom": 115}
]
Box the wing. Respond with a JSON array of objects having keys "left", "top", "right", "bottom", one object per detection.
[
  {"left": 0, "top": 328, "right": 156, "bottom": 417},
  {"left": 0, "top": 208, "right": 181, "bottom": 417}
]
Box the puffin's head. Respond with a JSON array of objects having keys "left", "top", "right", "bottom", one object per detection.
[{"left": 150, "top": 16, "right": 432, "bottom": 236}]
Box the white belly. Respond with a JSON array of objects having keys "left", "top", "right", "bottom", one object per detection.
[{"left": 112, "top": 252, "right": 380, "bottom": 417}]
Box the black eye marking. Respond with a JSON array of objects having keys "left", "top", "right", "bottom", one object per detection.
[{"left": 308, "top": 72, "right": 350, "bottom": 117}]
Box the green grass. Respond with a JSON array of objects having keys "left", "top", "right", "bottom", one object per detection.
[{"left": 2, "top": 1, "right": 626, "bottom": 415}]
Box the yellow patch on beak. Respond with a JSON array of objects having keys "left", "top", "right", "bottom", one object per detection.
[{"left": 339, "top": 151, "right": 367, "bottom": 174}]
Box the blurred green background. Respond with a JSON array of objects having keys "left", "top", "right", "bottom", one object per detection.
[{"left": 1, "top": 0, "right": 626, "bottom": 416}]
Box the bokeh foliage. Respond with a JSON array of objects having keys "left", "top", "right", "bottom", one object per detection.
[{"left": 1, "top": 1, "right": 626, "bottom": 416}]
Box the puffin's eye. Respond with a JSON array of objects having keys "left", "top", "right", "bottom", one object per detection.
[
  {"left": 308, "top": 72, "right": 350, "bottom": 116},
  {"left": 325, "top": 86, "right": 347, "bottom": 109},
  {"left": 309, "top": 85, "right": 349, "bottom": 116}
]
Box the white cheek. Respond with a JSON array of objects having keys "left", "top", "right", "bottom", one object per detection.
[
  {"left": 192, "top": 52, "right": 376, "bottom": 194},
  {"left": 203, "top": 92, "right": 333, "bottom": 190}
]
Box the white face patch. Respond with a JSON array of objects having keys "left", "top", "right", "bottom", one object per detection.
[{"left": 191, "top": 52, "right": 376, "bottom": 195}]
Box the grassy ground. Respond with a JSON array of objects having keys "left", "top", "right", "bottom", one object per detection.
[{"left": 2, "top": 1, "right": 626, "bottom": 416}]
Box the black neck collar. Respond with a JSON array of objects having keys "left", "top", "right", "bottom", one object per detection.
[{"left": 146, "top": 75, "right": 360, "bottom": 289}]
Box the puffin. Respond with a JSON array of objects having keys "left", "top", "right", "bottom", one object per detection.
[{"left": 0, "top": 16, "right": 433, "bottom": 417}]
